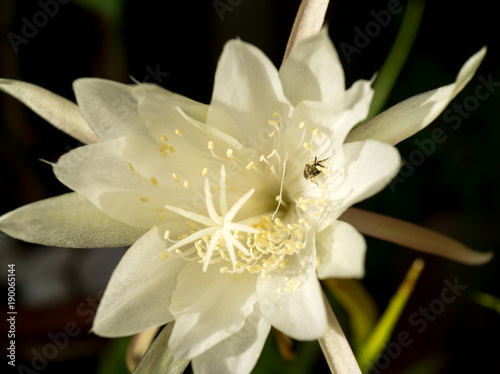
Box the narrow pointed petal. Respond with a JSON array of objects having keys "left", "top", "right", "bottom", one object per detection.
[
  {"left": 346, "top": 47, "right": 486, "bottom": 145},
  {"left": 0, "top": 193, "right": 145, "bottom": 247},
  {"left": 282, "top": 0, "right": 330, "bottom": 63},
  {"left": 316, "top": 220, "right": 366, "bottom": 279},
  {"left": 192, "top": 304, "right": 271, "bottom": 374},
  {"left": 318, "top": 292, "right": 362, "bottom": 374},
  {"left": 92, "top": 227, "right": 186, "bottom": 337},
  {"left": 340, "top": 207, "right": 493, "bottom": 265},
  {"left": 133, "top": 323, "right": 190, "bottom": 374},
  {"left": 73, "top": 78, "right": 149, "bottom": 141},
  {"left": 0, "top": 79, "right": 99, "bottom": 144}
]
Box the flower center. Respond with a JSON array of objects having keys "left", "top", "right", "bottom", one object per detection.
[{"left": 161, "top": 165, "right": 308, "bottom": 275}]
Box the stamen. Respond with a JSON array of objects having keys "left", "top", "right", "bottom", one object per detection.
[
  {"left": 246, "top": 161, "right": 255, "bottom": 171},
  {"left": 175, "top": 129, "right": 183, "bottom": 137},
  {"left": 172, "top": 173, "right": 179, "bottom": 182},
  {"left": 201, "top": 168, "right": 208, "bottom": 176}
]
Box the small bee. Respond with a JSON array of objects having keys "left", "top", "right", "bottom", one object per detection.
[{"left": 303, "top": 157, "right": 329, "bottom": 185}]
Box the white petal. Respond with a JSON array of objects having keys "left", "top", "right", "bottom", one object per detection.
[
  {"left": 346, "top": 47, "right": 486, "bottom": 145},
  {"left": 208, "top": 39, "right": 292, "bottom": 143},
  {"left": 279, "top": 28, "right": 345, "bottom": 106},
  {"left": 0, "top": 79, "right": 99, "bottom": 144},
  {"left": 92, "top": 226, "right": 186, "bottom": 337},
  {"left": 0, "top": 193, "right": 144, "bottom": 247},
  {"left": 133, "top": 83, "right": 208, "bottom": 140},
  {"left": 316, "top": 221, "right": 366, "bottom": 279},
  {"left": 73, "top": 78, "right": 149, "bottom": 141},
  {"left": 192, "top": 304, "right": 270, "bottom": 374},
  {"left": 329, "top": 140, "right": 401, "bottom": 217},
  {"left": 256, "top": 235, "right": 327, "bottom": 340},
  {"left": 53, "top": 135, "right": 202, "bottom": 229},
  {"left": 169, "top": 263, "right": 257, "bottom": 359}
]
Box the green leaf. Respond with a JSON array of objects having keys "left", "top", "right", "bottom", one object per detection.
[
  {"left": 357, "top": 259, "right": 425, "bottom": 372},
  {"left": 366, "top": 0, "right": 425, "bottom": 121}
]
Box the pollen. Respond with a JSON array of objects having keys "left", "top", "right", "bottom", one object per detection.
[
  {"left": 201, "top": 168, "right": 208, "bottom": 176},
  {"left": 150, "top": 177, "right": 158, "bottom": 186},
  {"left": 158, "top": 214, "right": 164, "bottom": 222},
  {"left": 175, "top": 129, "right": 183, "bottom": 137},
  {"left": 246, "top": 161, "right": 255, "bottom": 171},
  {"left": 303, "top": 142, "right": 313, "bottom": 151},
  {"left": 140, "top": 197, "right": 149, "bottom": 202},
  {"left": 267, "top": 149, "right": 277, "bottom": 159},
  {"left": 168, "top": 144, "right": 175, "bottom": 153},
  {"left": 128, "top": 162, "right": 135, "bottom": 175},
  {"left": 161, "top": 135, "right": 169, "bottom": 142}
]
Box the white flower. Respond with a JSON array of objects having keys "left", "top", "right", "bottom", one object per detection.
[{"left": 0, "top": 28, "right": 487, "bottom": 373}]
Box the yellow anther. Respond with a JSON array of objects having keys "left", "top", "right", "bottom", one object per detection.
[
  {"left": 272, "top": 112, "right": 281, "bottom": 118},
  {"left": 303, "top": 142, "right": 313, "bottom": 151},
  {"left": 128, "top": 162, "right": 135, "bottom": 175},
  {"left": 140, "top": 197, "right": 149, "bottom": 202},
  {"left": 208, "top": 140, "right": 215, "bottom": 150},
  {"left": 226, "top": 148, "right": 234, "bottom": 160},
  {"left": 156, "top": 208, "right": 164, "bottom": 212},
  {"left": 178, "top": 233, "right": 188, "bottom": 240},
  {"left": 160, "top": 135, "right": 169, "bottom": 142},
  {"left": 246, "top": 161, "right": 255, "bottom": 171},
  {"left": 183, "top": 180, "right": 189, "bottom": 189},
  {"left": 268, "top": 130, "right": 276, "bottom": 137},
  {"left": 268, "top": 119, "right": 280, "bottom": 126},
  {"left": 259, "top": 155, "right": 265, "bottom": 162},
  {"left": 201, "top": 168, "right": 208, "bottom": 176},
  {"left": 160, "top": 149, "right": 168, "bottom": 158},
  {"left": 168, "top": 144, "right": 175, "bottom": 153},
  {"left": 150, "top": 177, "right": 158, "bottom": 186},
  {"left": 189, "top": 221, "right": 197, "bottom": 229},
  {"left": 175, "top": 129, "right": 183, "bottom": 137},
  {"left": 172, "top": 173, "right": 179, "bottom": 182},
  {"left": 299, "top": 121, "right": 306, "bottom": 129},
  {"left": 267, "top": 149, "right": 277, "bottom": 159},
  {"left": 159, "top": 214, "right": 164, "bottom": 222}
]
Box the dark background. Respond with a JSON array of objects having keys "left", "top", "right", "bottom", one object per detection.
[{"left": 0, "top": 0, "right": 499, "bottom": 373}]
